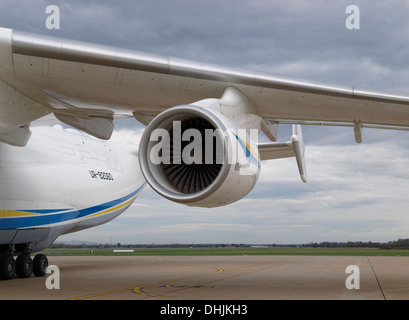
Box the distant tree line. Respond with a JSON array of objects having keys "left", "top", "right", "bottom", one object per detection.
[
  {"left": 306, "top": 239, "right": 409, "bottom": 249},
  {"left": 306, "top": 241, "right": 384, "bottom": 248},
  {"left": 52, "top": 239, "right": 409, "bottom": 249},
  {"left": 383, "top": 238, "right": 409, "bottom": 249}
]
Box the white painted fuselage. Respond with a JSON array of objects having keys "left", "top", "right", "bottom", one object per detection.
[{"left": 0, "top": 125, "right": 145, "bottom": 252}]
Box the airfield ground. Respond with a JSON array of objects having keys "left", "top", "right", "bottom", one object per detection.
[{"left": 1, "top": 247, "right": 409, "bottom": 300}]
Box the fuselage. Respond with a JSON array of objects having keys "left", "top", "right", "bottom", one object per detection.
[{"left": 0, "top": 125, "right": 145, "bottom": 253}]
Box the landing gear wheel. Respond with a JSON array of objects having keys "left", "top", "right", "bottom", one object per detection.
[
  {"left": 16, "top": 254, "right": 33, "bottom": 278},
  {"left": 0, "top": 254, "right": 16, "bottom": 280},
  {"left": 33, "top": 254, "right": 48, "bottom": 277}
]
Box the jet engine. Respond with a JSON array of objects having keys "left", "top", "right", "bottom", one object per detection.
[{"left": 138, "top": 105, "right": 260, "bottom": 207}]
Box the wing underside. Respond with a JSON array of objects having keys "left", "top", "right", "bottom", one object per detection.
[{"left": 1, "top": 27, "right": 409, "bottom": 145}]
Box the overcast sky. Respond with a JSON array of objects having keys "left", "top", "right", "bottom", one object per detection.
[{"left": 2, "top": 0, "right": 409, "bottom": 244}]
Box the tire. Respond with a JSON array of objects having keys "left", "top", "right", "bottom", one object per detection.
[
  {"left": 33, "top": 254, "right": 48, "bottom": 277},
  {"left": 0, "top": 254, "right": 16, "bottom": 280},
  {"left": 16, "top": 254, "right": 33, "bottom": 278}
]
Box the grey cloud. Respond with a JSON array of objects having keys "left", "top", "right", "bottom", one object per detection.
[{"left": 3, "top": 0, "right": 409, "bottom": 89}]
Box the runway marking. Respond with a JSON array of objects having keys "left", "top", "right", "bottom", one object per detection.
[
  {"left": 132, "top": 260, "right": 287, "bottom": 300},
  {"left": 69, "top": 267, "right": 224, "bottom": 300},
  {"left": 367, "top": 257, "right": 386, "bottom": 300},
  {"left": 69, "top": 258, "right": 290, "bottom": 300},
  {"left": 132, "top": 268, "right": 224, "bottom": 299}
]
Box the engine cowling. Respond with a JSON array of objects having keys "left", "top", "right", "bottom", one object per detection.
[{"left": 138, "top": 105, "right": 260, "bottom": 207}]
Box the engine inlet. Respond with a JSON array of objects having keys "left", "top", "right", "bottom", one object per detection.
[{"left": 160, "top": 116, "right": 223, "bottom": 194}]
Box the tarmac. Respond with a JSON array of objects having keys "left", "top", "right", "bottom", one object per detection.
[{"left": 1, "top": 255, "right": 409, "bottom": 300}]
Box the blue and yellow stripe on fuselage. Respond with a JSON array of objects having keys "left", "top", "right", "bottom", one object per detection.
[{"left": 0, "top": 185, "right": 144, "bottom": 229}]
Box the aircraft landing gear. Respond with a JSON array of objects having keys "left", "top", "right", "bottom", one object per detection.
[
  {"left": 0, "top": 253, "right": 16, "bottom": 280},
  {"left": 0, "top": 252, "right": 48, "bottom": 280},
  {"left": 16, "top": 254, "right": 33, "bottom": 278},
  {"left": 33, "top": 254, "right": 48, "bottom": 277}
]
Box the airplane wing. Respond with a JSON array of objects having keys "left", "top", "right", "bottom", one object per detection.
[{"left": 1, "top": 27, "right": 409, "bottom": 147}]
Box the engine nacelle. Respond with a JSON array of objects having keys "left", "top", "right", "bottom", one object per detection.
[{"left": 138, "top": 105, "right": 260, "bottom": 207}]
